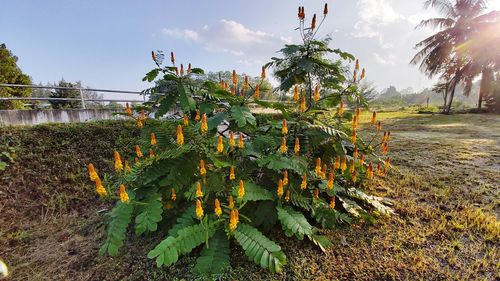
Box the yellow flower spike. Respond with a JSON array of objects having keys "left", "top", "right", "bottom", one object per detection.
[
  {"left": 229, "top": 209, "right": 239, "bottom": 231},
  {"left": 196, "top": 181, "right": 203, "bottom": 198},
  {"left": 95, "top": 177, "right": 107, "bottom": 197},
  {"left": 359, "top": 154, "right": 365, "bottom": 166},
  {"left": 254, "top": 84, "right": 260, "bottom": 100},
  {"left": 352, "top": 130, "right": 357, "bottom": 144},
  {"left": 170, "top": 51, "right": 175, "bottom": 65},
  {"left": 361, "top": 68, "right": 366, "bottom": 80},
  {"left": 338, "top": 100, "right": 344, "bottom": 116},
  {"left": 195, "top": 199, "right": 204, "bottom": 220},
  {"left": 180, "top": 64, "right": 184, "bottom": 76},
  {"left": 214, "top": 198, "right": 222, "bottom": 217},
  {"left": 300, "top": 95, "right": 306, "bottom": 112},
  {"left": 376, "top": 163, "right": 383, "bottom": 176},
  {"left": 119, "top": 184, "right": 129, "bottom": 203},
  {"left": 125, "top": 102, "right": 132, "bottom": 116},
  {"left": 294, "top": 137, "right": 300, "bottom": 155},
  {"left": 280, "top": 137, "right": 287, "bottom": 154},
  {"left": 353, "top": 147, "right": 359, "bottom": 158},
  {"left": 352, "top": 115, "right": 358, "bottom": 130},
  {"left": 352, "top": 170, "right": 358, "bottom": 182},
  {"left": 283, "top": 170, "right": 289, "bottom": 186},
  {"left": 136, "top": 145, "right": 143, "bottom": 158},
  {"left": 377, "top": 121, "right": 382, "bottom": 132},
  {"left": 141, "top": 110, "right": 146, "bottom": 121},
  {"left": 171, "top": 188, "right": 177, "bottom": 201},
  {"left": 261, "top": 66, "right": 266, "bottom": 80},
  {"left": 277, "top": 179, "right": 284, "bottom": 197},
  {"left": 244, "top": 76, "right": 249, "bottom": 90},
  {"left": 125, "top": 161, "right": 131, "bottom": 173},
  {"left": 176, "top": 124, "right": 184, "bottom": 145},
  {"left": 313, "top": 84, "right": 320, "bottom": 102},
  {"left": 323, "top": 3, "right": 328, "bottom": 16},
  {"left": 134, "top": 157, "right": 139, "bottom": 164},
  {"left": 382, "top": 143, "right": 389, "bottom": 155},
  {"left": 313, "top": 188, "right": 319, "bottom": 200},
  {"left": 367, "top": 163, "right": 374, "bottom": 180},
  {"left": 321, "top": 164, "right": 327, "bottom": 179},
  {"left": 282, "top": 119, "right": 288, "bottom": 135},
  {"left": 285, "top": 190, "right": 290, "bottom": 203},
  {"left": 334, "top": 156, "right": 340, "bottom": 170},
  {"left": 187, "top": 63, "right": 192, "bottom": 75},
  {"left": 238, "top": 133, "right": 245, "bottom": 149},
  {"left": 349, "top": 159, "right": 355, "bottom": 174},
  {"left": 355, "top": 59, "right": 360, "bottom": 71},
  {"left": 228, "top": 195, "right": 235, "bottom": 209},
  {"left": 231, "top": 86, "right": 236, "bottom": 96},
  {"left": 329, "top": 196, "right": 335, "bottom": 209},
  {"left": 149, "top": 148, "right": 155, "bottom": 158},
  {"left": 311, "top": 13, "right": 317, "bottom": 30},
  {"left": 371, "top": 112, "right": 377, "bottom": 125},
  {"left": 355, "top": 108, "right": 361, "bottom": 121},
  {"left": 301, "top": 174, "right": 307, "bottom": 190},
  {"left": 238, "top": 180, "right": 245, "bottom": 199},
  {"left": 195, "top": 109, "right": 201, "bottom": 121},
  {"left": 114, "top": 151, "right": 123, "bottom": 172},
  {"left": 384, "top": 158, "right": 391, "bottom": 169},
  {"left": 200, "top": 114, "right": 208, "bottom": 133},
  {"left": 327, "top": 172, "right": 334, "bottom": 190},
  {"left": 217, "top": 135, "right": 224, "bottom": 153},
  {"left": 229, "top": 131, "right": 235, "bottom": 148},
  {"left": 199, "top": 160, "right": 207, "bottom": 176},
  {"left": 151, "top": 132, "right": 157, "bottom": 146},
  {"left": 293, "top": 85, "right": 299, "bottom": 101},
  {"left": 137, "top": 119, "right": 143, "bottom": 129},
  {"left": 88, "top": 163, "right": 98, "bottom": 181},
  {"left": 229, "top": 166, "right": 236, "bottom": 180},
  {"left": 232, "top": 70, "right": 237, "bottom": 85},
  {"left": 175, "top": 67, "right": 179, "bottom": 76},
  {"left": 183, "top": 114, "right": 189, "bottom": 126},
  {"left": 341, "top": 156, "right": 347, "bottom": 173},
  {"left": 315, "top": 157, "right": 322, "bottom": 175}
]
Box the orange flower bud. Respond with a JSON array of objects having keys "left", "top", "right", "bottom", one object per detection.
[
  {"left": 238, "top": 180, "right": 245, "bottom": 199},
  {"left": 176, "top": 124, "right": 184, "bottom": 145},
  {"left": 353, "top": 147, "right": 359, "bottom": 158},
  {"left": 313, "top": 84, "right": 320, "bottom": 102},
  {"left": 125, "top": 102, "right": 132, "bottom": 116},
  {"left": 277, "top": 179, "right": 284, "bottom": 197},
  {"left": 338, "top": 100, "right": 344, "bottom": 116},
  {"left": 232, "top": 70, "right": 237, "bottom": 85},
  {"left": 200, "top": 114, "right": 208, "bottom": 133},
  {"left": 229, "top": 166, "right": 235, "bottom": 180},
  {"left": 149, "top": 148, "right": 155, "bottom": 158},
  {"left": 95, "top": 177, "right": 107, "bottom": 197},
  {"left": 214, "top": 198, "right": 222, "bottom": 217},
  {"left": 238, "top": 133, "right": 245, "bottom": 149},
  {"left": 371, "top": 112, "right": 377, "bottom": 125},
  {"left": 301, "top": 173, "right": 307, "bottom": 190},
  {"left": 300, "top": 95, "right": 306, "bottom": 112},
  {"left": 283, "top": 170, "right": 289, "bottom": 186},
  {"left": 294, "top": 137, "right": 300, "bottom": 155},
  {"left": 217, "top": 135, "right": 224, "bottom": 153},
  {"left": 314, "top": 188, "right": 319, "bottom": 200},
  {"left": 324, "top": 3, "right": 328, "bottom": 16},
  {"left": 244, "top": 76, "right": 249, "bottom": 90},
  {"left": 88, "top": 163, "right": 98, "bottom": 181},
  {"left": 321, "top": 164, "right": 327, "bottom": 179},
  {"left": 352, "top": 129, "right": 357, "bottom": 144},
  {"left": 151, "top": 132, "right": 157, "bottom": 146},
  {"left": 136, "top": 145, "right": 143, "bottom": 158},
  {"left": 334, "top": 156, "right": 340, "bottom": 170},
  {"left": 231, "top": 86, "right": 236, "bottom": 96},
  {"left": 229, "top": 131, "right": 235, "bottom": 148},
  {"left": 280, "top": 137, "right": 287, "bottom": 154},
  {"left": 341, "top": 156, "right": 347, "bottom": 172},
  {"left": 293, "top": 85, "right": 299, "bottom": 101},
  {"left": 114, "top": 151, "right": 123, "bottom": 172},
  {"left": 228, "top": 195, "right": 235, "bottom": 209},
  {"left": 195, "top": 109, "right": 201, "bottom": 121},
  {"left": 311, "top": 14, "right": 317, "bottom": 30},
  {"left": 151, "top": 51, "right": 156, "bottom": 62},
  {"left": 329, "top": 196, "right": 335, "bottom": 209},
  {"left": 361, "top": 68, "right": 366, "bottom": 80},
  {"left": 285, "top": 190, "right": 290, "bottom": 202},
  {"left": 355, "top": 59, "right": 360, "bottom": 70},
  {"left": 353, "top": 69, "right": 357, "bottom": 83},
  {"left": 327, "top": 172, "right": 334, "bottom": 189},
  {"left": 187, "top": 63, "right": 192, "bottom": 74},
  {"left": 183, "top": 114, "right": 189, "bottom": 126},
  {"left": 229, "top": 209, "right": 238, "bottom": 230},
  {"left": 171, "top": 188, "right": 177, "bottom": 201},
  {"left": 359, "top": 154, "right": 365, "bottom": 166},
  {"left": 196, "top": 181, "right": 203, "bottom": 198},
  {"left": 196, "top": 199, "right": 204, "bottom": 219},
  {"left": 180, "top": 64, "right": 184, "bottom": 76},
  {"left": 349, "top": 159, "right": 355, "bottom": 174},
  {"left": 199, "top": 160, "right": 206, "bottom": 176},
  {"left": 377, "top": 121, "right": 382, "bottom": 132},
  {"left": 254, "top": 84, "right": 260, "bottom": 99},
  {"left": 315, "top": 157, "right": 322, "bottom": 175},
  {"left": 367, "top": 163, "right": 374, "bottom": 180},
  {"left": 119, "top": 184, "right": 129, "bottom": 203},
  {"left": 170, "top": 51, "right": 175, "bottom": 64},
  {"left": 282, "top": 119, "right": 288, "bottom": 135},
  {"left": 261, "top": 66, "right": 266, "bottom": 79}
]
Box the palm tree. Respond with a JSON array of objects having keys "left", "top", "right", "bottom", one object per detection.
[{"left": 411, "top": 0, "right": 499, "bottom": 113}]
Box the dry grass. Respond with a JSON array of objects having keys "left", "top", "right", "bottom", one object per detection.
[{"left": 1, "top": 113, "right": 499, "bottom": 280}]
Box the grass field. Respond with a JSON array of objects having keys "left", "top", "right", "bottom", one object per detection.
[{"left": 1, "top": 112, "right": 499, "bottom": 280}]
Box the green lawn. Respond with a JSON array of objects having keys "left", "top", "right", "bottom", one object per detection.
[{"left": 1, "top": 113, "right": 498, "bottom": 280}]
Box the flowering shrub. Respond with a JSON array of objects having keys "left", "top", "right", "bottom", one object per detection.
[{"left": 88, "top": 3, "right": 393, "bottom": 276}]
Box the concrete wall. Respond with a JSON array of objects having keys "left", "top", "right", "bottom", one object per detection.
[{"left": 0, "top": 109, "right": 125, "bottom": 126}]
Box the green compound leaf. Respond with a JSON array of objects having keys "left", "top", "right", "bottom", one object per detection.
[
  {"left": 230, "top": 105, "right": 256, "bottom": 128},
  {"left": 276, "top": 206, "right": 313, "bottom": 240},
  {"left": 148, "top": 223, "right": 215, "bottom": 267},
  {"left": 168, "top": 206, "right": 197, "bottom": 237},
  {"left": 99, "top": 201, "right": 134, "bottom": 256},
  {"left": 233, "top": 223, "right": 287, "bottom": 273},
  {"left": 193, "top": 230, "right": 230, "bottom": 276},
  {"left": 135, "top": 194, "right": 163, "bottom": 236}
]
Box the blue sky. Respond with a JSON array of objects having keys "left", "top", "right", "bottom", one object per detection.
[{"left": 2, "top": 0, "right": 500, "bottom": 97}]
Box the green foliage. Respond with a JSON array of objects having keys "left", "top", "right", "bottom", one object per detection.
[
  {"left": 0, "top": 43, "right": 32, "bottom": 109},
  {"left": 230, "top": 105, "right": 256, "bottom": 127},
  {"left": 135, "top": 194, "right": 163, "bottom": 236},
  {"left": 193, "top": 230, "right": 230, "bottom": 276},
  {"left": 99, "top": 201, "right": 134, "bottom": 256},
  {"left": 148, "top": 223, "right": 215, "bottom": 267},
  {"left": 276, "top": 206, "right": 313, "bottom": 240},
  {"left": 234, "top": 223, "right": 287, "bottom": 273},
  {"left": 232, "top": 182, "right": 273, "bottom": 202}
]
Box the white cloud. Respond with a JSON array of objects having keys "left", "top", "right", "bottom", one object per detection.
[
  {"left": 161, "top": 28, "right": 200, "bottom": 41},
  {"left": 353, "top": 0, "right": 405, "bottom": 39},
  {"left": 374, "top": 52, "right": 396, "bottom": 65},
  {"left": 162, "top": 19, "right": 280, "bottom": 57}
]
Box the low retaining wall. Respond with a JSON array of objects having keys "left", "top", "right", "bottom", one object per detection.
[{"left": 0, "top": 109, "right": 124, "bottom": 126}]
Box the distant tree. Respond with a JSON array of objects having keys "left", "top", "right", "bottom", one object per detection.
[
  {"left": 49, "top": 79, "right": 82, "bottom": 109},
  {"left": 0, "top": 43, "right": 32, "bottom": 109},
  {"left": 432, "top": 81, "right": 449, "bottom": 109}
]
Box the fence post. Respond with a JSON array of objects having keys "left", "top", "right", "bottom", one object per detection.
[{"left": 79, "top": 88, "right": 86, "bottom": 109}]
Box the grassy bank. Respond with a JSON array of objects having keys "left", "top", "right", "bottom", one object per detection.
[{"left": 1, "top": 113, "right": 498, "bottom": 280}]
